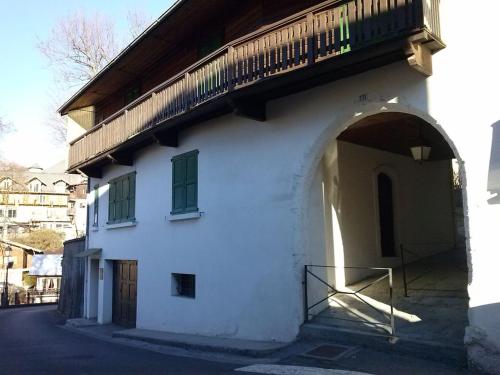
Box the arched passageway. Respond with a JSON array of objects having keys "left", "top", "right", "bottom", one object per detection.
[{"left": 303, "top": 112, "right": 468, "bottom": 351}]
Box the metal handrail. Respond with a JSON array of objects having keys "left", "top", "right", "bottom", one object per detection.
[
  {"left": 399, "top": 244, "right": 467, "bottom": 297},
  {"left": 304, "top": 265, "right": 395, "bottom": 337}
]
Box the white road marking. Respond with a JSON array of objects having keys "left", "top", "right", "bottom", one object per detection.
[{"left": 235, "top": 364, "right": 372, "bottom": 375}]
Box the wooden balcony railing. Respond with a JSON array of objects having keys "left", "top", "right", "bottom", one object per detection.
[{"left": 69, "top": 0, "right": 442, "bottom": 171}]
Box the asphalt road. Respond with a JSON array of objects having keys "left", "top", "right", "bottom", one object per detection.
[
  {"left": 0, "top": 305, "right": 478, "bottom": 375},
  {"left": 0, "top": 305, "right": 240, "bottom": 375}
]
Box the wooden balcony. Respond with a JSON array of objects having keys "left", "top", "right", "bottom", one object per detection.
[{"left": 68, "top": 0, "right": 443, "bottom": 176}]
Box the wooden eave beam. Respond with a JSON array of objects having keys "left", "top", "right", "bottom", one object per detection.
[
  {"left": 107, "top": 151, "right": 134, "bottom": 166},
  {"left": 407, "top": 41, "right": 432, "bottom": 76},
  {"left": 228, "top": 98, "right": 266, "bottom": 122},
  {"left": 77, "top": 166, "right": 102, "bottom": 179},
  {"left": 152, "top": 130, "right": 178, "bottom": 147}
]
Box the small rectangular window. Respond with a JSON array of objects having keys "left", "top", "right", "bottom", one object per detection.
[
  {"left": 171, "top": 273, "right": 195, "bottom": 298},
  {"left": 93, "top": 184, "right": 99, "bottom": 226},
  {"left": 171, "top": 150, "right": 198, "bottom": 215},
  {"left": 7, "top": 209, "right": 16, "bottom": 218},
  {"left": 108, "top": 173, "right": 136, "bottom": 224}
]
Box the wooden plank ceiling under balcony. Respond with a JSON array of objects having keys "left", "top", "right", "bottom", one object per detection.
[
  {"left": 337, "top": 113, "right": 455, "bottom": 161},
  {"left": 66, "top": 0, "right": 445, "bottom": 175},
  {"left": 60, "top": 0, "right": 325, "bottom": 114}
]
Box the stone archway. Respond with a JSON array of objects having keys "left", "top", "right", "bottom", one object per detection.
[{"left": 296, "top": 103, "right": 471, "bottom": 360}]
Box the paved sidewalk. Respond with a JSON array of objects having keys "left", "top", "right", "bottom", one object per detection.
[{"left": 65, "top": 317, "right": 482, "bottom": 374}]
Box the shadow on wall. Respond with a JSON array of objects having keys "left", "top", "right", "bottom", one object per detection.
[
  {"left": 466, "top": 302, "right": 500, "bottom": 373},
  {"left": 487, "top": 121, "right": 500, "bottom": 205}
]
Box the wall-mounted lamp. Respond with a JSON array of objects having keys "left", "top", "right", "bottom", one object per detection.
[
  {"left": 410, "top": 144, "right": 432, "bottom": 162},
  {"left": 411, "top": 125, "right": 431, "bottom": 162}
]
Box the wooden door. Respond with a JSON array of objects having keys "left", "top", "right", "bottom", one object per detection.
[
  {"left": 377, "top": 173, "right": 396, "bottom": 257},
  {"left": 112, "top": 260, "right": 137, "bottom": 327}
]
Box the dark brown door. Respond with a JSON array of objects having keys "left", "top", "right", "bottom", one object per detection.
[
  {"left": 112, "top": 260, "right": 137, "bottom": 327},
  {"left": 377, "top": 173, "right": 396, "bottom": 257}
]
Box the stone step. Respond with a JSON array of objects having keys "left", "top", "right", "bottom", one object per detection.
[{"left": 300, "top": 322, "right": 467, "bottom": 366}]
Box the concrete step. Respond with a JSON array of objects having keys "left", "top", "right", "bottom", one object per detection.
[
  {"left": 300, "top": 322, "right": 467, "bottom": 366},
  {"left": 113, "top": 328, "right": 288, "bottom": 357}
]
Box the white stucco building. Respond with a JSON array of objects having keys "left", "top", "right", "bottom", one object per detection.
[{"left": 61, "top": 1, "right": 500, "bottom": 372}]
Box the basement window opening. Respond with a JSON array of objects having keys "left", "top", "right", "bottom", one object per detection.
[{"left": 171, "top": 273, "right": 195, "bottom": 298}]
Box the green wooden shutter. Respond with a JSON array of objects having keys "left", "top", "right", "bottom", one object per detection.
[
  {"left": 128, "top": 173, "right": 136, "bottom": 219},
  {"left": 185, "top": 152, "right": 198, "bottom": 211},
  {"left": 172, "top": 157, "right": 187, "bottom": 213},
  {"left": 171, "top": 150, "right": 198, "bottom": 214},
  {"left": 108, "top": 173, "right": 136, "bottom": 223},
  {"left": 108, "top": 181, "right": 116, "bottom": 223},
  {"left": 116, "top": 177, "right": 124, "bottom": 221},
  {"left": 122, "top": 176, "right": 129, "bottom": 219}
]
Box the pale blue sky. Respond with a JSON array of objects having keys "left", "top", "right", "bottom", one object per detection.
[{"left": 0, "top": 0, "right": 174, "bottom": 168}]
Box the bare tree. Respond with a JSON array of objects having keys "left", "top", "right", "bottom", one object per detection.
[
  {"left": 0, "top": 116, "right": 12, "bottom": 137},
  {"left": 0, "top": 161, "right": 25, "bottom": 172},
  {"left": 127, "top": 9, "right": 152, "bottom": 40},
  {"left": 38, "top": 9, "right": 152, "bottom": 145},
  {"left": 38, "top": 11, "right": 118, "bottom": 89},
  {"left": 38, "top": 11, "right": 118, "bottom": 145},
  {"left": 45, "top": 87, "right": 69, "bottom": 145}
]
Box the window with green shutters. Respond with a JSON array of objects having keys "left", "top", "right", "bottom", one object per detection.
[
  {"left": 171, "top": 150, "right": 198, "bottom": 214},
  {"left": 108, "top": 172, "right": 136, "bottom": 223}
]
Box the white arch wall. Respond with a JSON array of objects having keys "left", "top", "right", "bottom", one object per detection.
[
  {"left": 331, "top": 140, "right": 455, "bottom": 283},
  {"left": 289, "top": 1, "right": 500, "bottom": 367}
]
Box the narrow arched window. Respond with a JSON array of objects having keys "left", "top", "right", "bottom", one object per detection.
[{"left": 377, "top": 173, "right": 396, "bottom": 257}]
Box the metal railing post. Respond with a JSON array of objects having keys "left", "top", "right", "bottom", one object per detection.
[
  {"left": 400, "top": 244, "right": 408, "bottom": 297},
  {"left": 304, "top": 265, "right": 309, "bottom": 322},
  {"left": 389, "top": 268, "right": 396, "bottom": 337}
]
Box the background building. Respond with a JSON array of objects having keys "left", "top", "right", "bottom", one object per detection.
[{"left": 0, "top": 161, "right": 87, "bottom": 240}]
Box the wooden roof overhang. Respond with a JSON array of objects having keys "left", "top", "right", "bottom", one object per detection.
[
  {"left": 66, "top": 0, "right": 445, "bottom": 176},
  {"left": 59, "top": 0, "right": 234, "bottom": 114},
  {"left": 71, "top": 31, "right": 442, "bottom": 177}
]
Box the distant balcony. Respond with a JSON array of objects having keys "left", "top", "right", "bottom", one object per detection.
[{"left": 68, "top": 0, "right": 443, "bottom": 175}]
